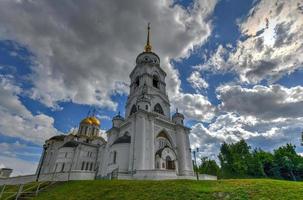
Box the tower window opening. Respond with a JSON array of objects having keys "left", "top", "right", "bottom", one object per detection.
[
  {"left": 130, "top": 105, "right": 137, "bottom": 115},
  {"left": 145, "top": 105, "right": 148, "bottom": 110},
  {"left": 153, "top": 75, "right": 159, "bottom": 88},
  {"left": 154, "top": 103, "right": 164, "bottom": 115},
  {"left": 135, "top": 77, "right": 140, "bottom": 88}
]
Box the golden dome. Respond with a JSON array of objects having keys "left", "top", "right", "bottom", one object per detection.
[
  {"left": 81, "top": 117, "right": 93, "bottom": 125},
  {"left": 89, "top": 116, "right": 100, "bottom": 126}
]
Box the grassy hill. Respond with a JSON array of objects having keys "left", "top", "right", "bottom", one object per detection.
[{"left": 33, "top": 179, "right": 303, "bottom": 200}]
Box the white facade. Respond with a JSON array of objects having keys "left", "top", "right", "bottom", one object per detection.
[{"left": 34, "top": 25, "right": 195, "bottom": 181}]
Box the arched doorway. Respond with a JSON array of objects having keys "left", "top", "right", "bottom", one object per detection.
[{"left": 166, "top": 156, "right": 175, "bottom": 170}]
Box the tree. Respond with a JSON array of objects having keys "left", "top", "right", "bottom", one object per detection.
[
  {"left": 249, "top": 149, "right": 274, "bottom": 177},
  {"left": 218, "top": 139, "right": 252, "bottom": 178},
  {"left": 198, "top": 157, "right": 220, "bottom": 176},
  {"left": 273, "top": 143, "right": 303, "bottom": 181}
]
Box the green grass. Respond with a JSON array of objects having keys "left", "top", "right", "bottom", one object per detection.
[
  {"left": 33, "top": 179, "right": 303, "bottom": 200},
  {"left": 0, "top": 182, "right": 42, "bottom": 199}
]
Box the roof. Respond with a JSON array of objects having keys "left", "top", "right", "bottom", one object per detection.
[
  {"left": 48, "top": 135, "right": 66, "bottom": 141},
  {"left": 0, "top": 168, "right": 12, "bottom": 171},
  {"left": 113, "top": 114, "right": 124, "bottom": 120},
  {"left": 172, "top": 112, "right": 184, "bottom": 119},
  {"left": 61, "top": 141, "right": 79, "bottom": 148},
  {"left": 112, "top": 135, "right": 131, "bottom": 145}
]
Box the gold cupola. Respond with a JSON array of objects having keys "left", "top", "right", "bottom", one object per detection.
[
  {"left": 80, "top": 116, "right": 100, "bottom": 126},
  {"left": 144, "top": 23, "right": 152, "bottom": 52},
  {"left": 89, "top": 116, "right": 100, "bottom": 126},
  {"left": 81, "top": 117, "right": 93, "bottom": 125}
]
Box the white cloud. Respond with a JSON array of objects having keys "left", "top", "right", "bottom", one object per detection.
[
  {"left": 189, "top": 112, "right": 303, "bottom": 160},
  {"left": 172, "top": 93, "right": 215, "bottom": 122},
  {"left": 184, "top": 0, "right": 303, "bottom": 159},
  {"left": 0, "top": 76, "right": 61, "bottom": 144},
  {"left": 0, "top": 141, "right": 41, "bottom": 159},
  {"left": 0, "top": 155, "right": 37, "bottom": 176},
  {"left": 202, "top": 0, "right": 303, "bottom": 84},
  {"left": 187, "top": 71, "right": 209, "bottom": 91},
  {"left": 0, "top": 0, "right": 218, "bottom": 111}
]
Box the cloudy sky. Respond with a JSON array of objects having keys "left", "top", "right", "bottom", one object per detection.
[{"left": 0, "top": 0, "right": 303, "bottom": 175}]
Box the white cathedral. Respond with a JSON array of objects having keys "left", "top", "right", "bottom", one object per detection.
[{"left": 35, "top": 25, "right": 194, "bottom": 180}]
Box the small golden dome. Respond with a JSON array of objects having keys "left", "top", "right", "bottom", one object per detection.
[
  {"left": 89, "top": 116, "right": 100, "bottom": 126},
  {"left": 81, "top": 117, "right": 93, "bottom": 125}
]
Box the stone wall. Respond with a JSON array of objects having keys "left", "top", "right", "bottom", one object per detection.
[
  {"left": 0, "top": 171, "right": 96, "bottom": 185},
  {"left": 198, "top": 174, "right": 217, "bottom": 180}
]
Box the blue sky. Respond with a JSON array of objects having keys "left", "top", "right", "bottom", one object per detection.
[{"left": 0, "top": 0, "right": 303, "bottom": 175}]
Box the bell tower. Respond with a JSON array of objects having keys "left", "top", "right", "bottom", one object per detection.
[{"left": 125, "top": 24, "right": 170, "bottom": 118}]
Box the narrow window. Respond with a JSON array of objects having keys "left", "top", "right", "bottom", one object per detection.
[
  {"left": 153, "top": 75, "right": 159, "bottom": 88},
  {"left": 145, "top": 105, "right": 148, "bottom": 110},
  {"left": 113, "top": 151, "right": 117, "bottom": 164},
  {"left": 81, "top": 162, "right": 85, "bottom": 170},
  {"left": 135, "top": 77, "right": 140, "bottom": 88},
  {"left": 61, "top": 163, "right": 65, "bottom": 172},
  {"left": 90, "top": 163, "right": 93, "bottom": 171},
  {"left": 130, "top": 105, "right": 137, "bottom": 115},
  {"left": 86, "top": 162, "right": 89, "bottom": 170}
]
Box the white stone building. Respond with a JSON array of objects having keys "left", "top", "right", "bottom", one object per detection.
[{"left": 35, "top": 24, "right": 194, "bottom": 180}]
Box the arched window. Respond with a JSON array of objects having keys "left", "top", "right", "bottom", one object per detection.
[
  {"left": 130, "top": 105, "right": 137, "bottom": 115},
  {"left": 156, "top": 131, "right": 172, "bottom": 149},
  {"left": 153, "top": 75, "right": 159, "bottom": 88},
  {"left": 154, "top": 103, "right": 164, "bottom": 115},
  {"left": 135, "top": 76, "right": 140, "bottom": 88}
]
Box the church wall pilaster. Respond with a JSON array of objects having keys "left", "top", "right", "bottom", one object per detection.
[{"left": 175, "top": 127, "right": 187, "bottom": 175}]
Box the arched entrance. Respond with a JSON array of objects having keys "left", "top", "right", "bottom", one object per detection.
[{"left": 166, "top": 156, "right": 175, "bottom": 170}]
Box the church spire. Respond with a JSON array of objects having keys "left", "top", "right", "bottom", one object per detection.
[{"left": 144, "top": 23, "right": 152, "bottom": 52}]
